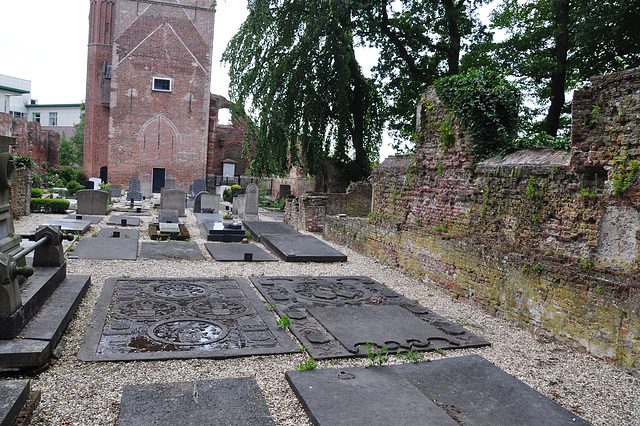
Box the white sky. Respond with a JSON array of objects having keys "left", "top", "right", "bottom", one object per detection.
[{"left": 0, "top": 0, "right": 396, "bottom": 160}]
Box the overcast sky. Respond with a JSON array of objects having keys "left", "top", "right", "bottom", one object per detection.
[{"left": 0, "top": 0, "right": 404, "bottom": 160}]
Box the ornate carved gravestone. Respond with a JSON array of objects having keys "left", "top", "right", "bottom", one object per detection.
[
  {"left": 0, "top": 136, "right": 91, "bottom": 370},
  {"left": 244, "top": 183, "right": 259, "bottom": 221}
]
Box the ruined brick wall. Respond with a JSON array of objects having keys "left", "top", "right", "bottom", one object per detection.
[
  {"left": 10, "top": 167, "right": 32, "bottom": 218},
  {"left": 0, "top": 113, "right": 59, "bottom": 166},
  {"left": 206, "top": 94, "right": 250, "bottom": 182},
  {"left": 321, "top": 70, "right": 640, "bottom": 371}
]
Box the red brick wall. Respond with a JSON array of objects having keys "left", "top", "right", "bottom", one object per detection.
[{"left": 0, "top": 113, "right": 59, "bottom": 166}]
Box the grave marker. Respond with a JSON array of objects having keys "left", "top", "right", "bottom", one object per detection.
[
  {"left": 245, "top": 182, "right": 259, "bottom": 221},
  {"left": 160, "top": 189, "right": 186, "bottom": 217},
  {"left": 158, "top": 209, "right": 179, "bottom": 224},
  {"left": 76, "top": 190, "right": 109, "bottom": 215}
]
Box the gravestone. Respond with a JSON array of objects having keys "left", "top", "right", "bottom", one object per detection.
[
  {"left": 205, "top": 243, "right": 277, "bottom": 262},
  {"left": 160, "top": 189, "right": 186, "bottom": 217},
  {"left": 245, "top": 183, "right": 259, "bottom": 221},
  {"left": 164, "top": 179, "right": 176, "bottom": 190},
  {"left": 261, "top": 233, "right": 347, "bottom": 262},
  {"left": 108, "top": 184, "right": 122, "bottom": 198},
  {"left": 233, "top": 194, "right": 246, "bottom": 217},
  {"left": 69, "top": 228, "right": 138, "bottom": 260},
  {"left": 76, "top": 189, "right": 109, "bottom": 215},
  {"left": 89, "top": 177, "right": 102, "bottom": 190},
  {"left": 199, "top": 220, "right": 246, "bottom": 242},
  {"left": 66, "top": 214, "right": 103, "bottom": 224},
  {"left": 125, "top": 190, "right": 142, "bottom": 202},
  {"left": 194, "top": 192, "right": 220, "bottom": 213},
  {"left": 192, "top": 191, "right": 208, "bottom": 213},
  {"left": 0, "top": 380, "right": 30, "bottom": 426},
  {"left": 78, "top": 277, "right": 298, "bottom": 361},
  {"left": 191, "top": 179, "right": 206, "bottom": 198},
  {"left": 158, "top": 209, "right": 179, "bottom": 224},
  {"left": 81, "top": 180, "right": 94, "bottom": 190},
  {"left": 107, "top": 215, "right": 141, "bottom": 226},
  {"left": 129, "top": 178, "right": 141, "bottom": 192},
  {"left": 243, "top": 221, "right": 299, "bottom": 242},
  {"left": 43, "top": 218, "right": 92, "bottom": 234},
  {"left": 278, "top": 184, "right": 291, "bottom": 199}
]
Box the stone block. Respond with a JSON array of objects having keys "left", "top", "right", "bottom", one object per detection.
[{"left": 76, "top": 190, "right": 109, "bottom": 215}]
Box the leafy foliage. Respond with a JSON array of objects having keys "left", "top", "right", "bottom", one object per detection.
[
  {"left": 59, "top": 103, "right": 85, "bottom": 166},
  {"left": 14, "top": 156, "right": 34, "bottom": 170},
  {"left": 434, "top": 68, "right": 521, "bottom": 160},
  {"left": 30, "top": 198, "right": 70, "bottom": 214}
]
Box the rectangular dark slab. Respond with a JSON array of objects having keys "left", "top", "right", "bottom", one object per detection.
[
  {"left": 107, "top": 216, "right": 141, "bottom": 226},
  {"left": 78, "top": 277, "right": 299, "bottom": 361},
  {"left": 139, "top": 242, "right": 203, "bottom": 261},
  {"left": 69, "top": 235, "right": 138, "bottom": 260},
  {"left": 205, "top": 243, "right": 277, "bottom": 262},
  {"left": 261, "top": 234, "right": 347, "bottom": 262},
  {"left": 250, "top": 276, "right": 489, "bottom": 360},
  {"left": 200, "top": 220, "right": 246, "bottom": 242},
  {"left": 0, "top": 380, "right": 30, "bottom": 426},
  {"left": 118, "top": 377, "right": 274, "bottom": 426},
  {"left": 242, "top": 221, "right": 299, "bottom": 242},
  {"left": 286, "top": 356, "right": 589, "bottom": 426},
  {"left": 42, "top": 218, "right": 92, "bottom": 234},
  {"left": 97, "top": 228, "right": 140, "bottom": 239},
  {"left": 66, "top": 215, "right": 103, "bottom": 224}
]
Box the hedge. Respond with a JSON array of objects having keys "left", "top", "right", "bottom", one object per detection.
[{"left": 30, "top": 198, "right": 70, "bottom": 214}]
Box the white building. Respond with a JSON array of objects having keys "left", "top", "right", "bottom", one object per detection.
[{"left": 0, "top": 74, "right": 82, "bottom": 137}]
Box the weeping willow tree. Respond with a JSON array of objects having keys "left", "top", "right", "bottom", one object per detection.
[{"left": 222, "top": 0, "right": 382, "bottom": 181}]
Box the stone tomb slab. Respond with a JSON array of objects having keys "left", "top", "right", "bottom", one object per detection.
[
  {"left": 242, "top": 221, "right": 299, "bottom": 242},
  {"left": 97, "top": 228, "right": 140, "bottom": 239},
  {"left": 139, "top": 242, "right": 204, "bottom": 261},
  {"left": 0, "top": 380, "right": 30, "bottom": 426},
  {"left": 250, "top": 276, "right": 489, "bottom": 360},
  {"left": 65, "top": 214, "right": 103, "bottom": 224},
  {"left": 200, "top": 220, "right": 246, "bottom": 242},
  {"left": 261, "top": 234, "right": 347, "bottom": 262},
  {"left": 286, "top": 355, "right": 590, "bottom": 426},
  {"left": 205, "top": 243, "right": 277, "bottom": 262},
  {"left": 69, "top": 229, "right": 138, "bottom": 260},
  {"left": 107, "top": 215, "right": 141, "bottom": 226},
  {"left": 118, "top": 377, "right": 274, "bottom": 426},
  {"left": 42, "top": 218, "right": 92, "bottom": 234},
  {"left": 78, "top": 277, "right": 299, "bottom": 361}
]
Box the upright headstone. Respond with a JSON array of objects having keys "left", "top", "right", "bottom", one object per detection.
[
  {"left": 158, "top": 209, "right": 179, "bottom": 224},
  {"left": 233, "top": 194, "right": 246, "bottom": 218},
  {"left": 278, "top": 184, "right": 291, "bottom": 199},
  {"left": 160, "top": 189, "right": 186, "bottom": 217},
  {"left": 245, "top": 183, "right": 259, "bottom": 221},
  {"left": 193, "top": 191, "right": 208, "bottom": 213},
  {"left": 81, "top": 180, "right": 94, "bottom": 190},
  {"left": 76, "top": 189, "right": 109, "bottom": 215},
  {"left": 164, "top": 179, "right": 176, "bottom": 190},
  {"left": 109, "top": 184, "right": 122, "bottom": 198},
  {"left": 127, "top": 178, "right": 142, "bottom": 201},
  {"left": 191, "top": 179, "right": 207, "bottom": 198},
  {"left": 89, "top": 177, "right": 102, "bottom": 190},
  {"left": 202, "top": 193, "right": 220, "bottom": 212}
]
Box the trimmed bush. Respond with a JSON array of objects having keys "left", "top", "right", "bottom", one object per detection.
[
  {"left": 31, "top": 188, "right": 45, "bottom": 198},
  {"left": 30, "top": 198, "right": 70, "bottom": 214}
]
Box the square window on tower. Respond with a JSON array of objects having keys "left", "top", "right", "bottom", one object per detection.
[{"left": 152, "top": 77, "right": 172, "bottom": 92}]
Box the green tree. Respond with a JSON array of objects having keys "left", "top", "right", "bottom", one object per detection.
[
  {"left": 59, "top": 103, "right": 85, "bottom": 166},
  {"left": 491, "top": 0, "right": 640, "bottom": 137},
  {"left": 223, "top": 0, "right": 382, "bottom": 181}
]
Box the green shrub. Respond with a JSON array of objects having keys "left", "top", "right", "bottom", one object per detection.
[
  {"left": 66, "top": 180, "right": 84, "bottom": 197},
  {"left": 31, "top": 188, "right": 45, "bottom": 198},
  {"left": 30, "top": 198, "right": 70, "bottom": 214},
  {"left": 57, "top": 166, "right": 86, "bottom": 184},
  {"left": 223, "top": 184, "right": 242, "bottom": 202},
  {"left": 14, "top": 156, "right": 34, "bottom": 170}
]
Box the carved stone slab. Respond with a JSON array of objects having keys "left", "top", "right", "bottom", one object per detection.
[
  {"left": 78, "top": 277, "right": 299, "bottom": 361},
  {"left": 42, "top": 218, "right": 92, "bottom": 234},
  {"left": 118, "top": 377, "right": 274, "bottom": 426},
  {"left": 261, "top": 234, "right": 347, "bottom": 262},
  {"left": 204, "top": 243, "right": 277, "bottom": 262},
  {"left": 139, "top": 242, "right": 203, "bottom": 261},
  {"left": 286, "top": 355, "right": 590, "bottom": 426},
  {"left": 250, "top": 276, "right": 489, "bottom": 359},
  {"left": 106, "top": 215, "right": 141, "bottom": 226}
]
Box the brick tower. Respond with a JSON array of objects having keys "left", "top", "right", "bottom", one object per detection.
[{"left": 84, "top": 0, "right": 215, "bottom": 194}]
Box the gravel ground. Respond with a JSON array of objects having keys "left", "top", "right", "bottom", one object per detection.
[{"left": 9, "top": 199, "right": 640, "bottom": 426}]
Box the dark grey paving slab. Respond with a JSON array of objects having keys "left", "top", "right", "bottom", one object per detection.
[
  {"left": 286, "top": 366, "right": 457, "bottom": 426},
  {"left": 286, "top": 356, "right": 590, "bottom": 426},
  {"left": 118, "top": 377, "right": 274, "bottom": 426},
  {"left": 97, "top": 228, "right": 140, "bottom": 239},
  {"left": 69, "top": 234, "right": 138, "bottom": 260},
  {"left": 78, "top": 277, "right": 299, "bottom": 361},
  {"left": 42, "top": 218, "right": 92, "bottom": 234},
  {"left": 106, "top": 215, "right": 141, "bottom": 226},
  {"left": 0, "top": 380, "right": 30, "bottom": 426},
  {"left": 204, "top": 243, "right": 277, "bottom": 262},
  {"left": 261, "top": 234, "right": 347, "bottom": 262},
  {"left": 242, "top": 221, "right": 299, "bottom": 242},
  {"left": 139, "top": 242, "right": 204, "bottom": 261},
  {"left": 66, "top": 214, "right": 103, "bottom": 224},
  {"left": 250, "top": 276, "right": 489, "bottom": 360}
]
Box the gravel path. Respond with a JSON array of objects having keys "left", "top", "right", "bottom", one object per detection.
[{"left": 9, "top": 200, "right": 640, "bottom": 426}]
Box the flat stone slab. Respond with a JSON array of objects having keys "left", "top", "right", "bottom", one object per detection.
[
  {"left": 107, "top": 215, "right": 141, "bottom": 226},
  {"left": 78, "top": 277, "right": 299, "bottom": 361},
  {"left": 250, "top": 276, "right": 489, "bottom": 360},
  {"left": 242, "top": 221, "right": 299, "bottom": 242},
  {"left": 139, "top": 242, "right": 203, "bottom": 261},
  {"left": 261, "top": 234, "right": 347, "bottom": 262},
  {"left": 66, "top": 214, "right": 103, "bottom": 224},
  {"left": 286, "top": 355, "right": 590, "bottom": 425},
  {"left": 97, "top": 228, "right": 140, "bottom": 239},
  {"left": 200, "top": 220, "right": 246, "bottom": 242},
  {"left": 42, "top": 218, "right": 92, "bottom": 234},
  {"left": 69, "top": 232, "right": 138, "bottom": 260},
  {"left": 118, "top": 377, "right": 274, "bottom": 426},
  {"left": 204, "top": 243, "right": 277, "bottom": 262},
  {"left": 0, "top": 380, "right": 30, "bottom": 426}
]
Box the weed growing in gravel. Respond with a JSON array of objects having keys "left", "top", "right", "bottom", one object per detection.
[
  {"left": 365, "top": 342, "right": 389, "bottom": 367},
  {"left": 396, "top": 350, "right": 428, "bottom": 363},
  {"left": 276, "top": 316, "right": 290, "bottom": 329},
  {"left": 434, "top": 347, "right": 446, "bottom": 356},
  {"left": 263, "top": 301, "right": 276, "bottom": 311},
  {"left": 296, "top": 358, "right": 317, "bottom": 370}
]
